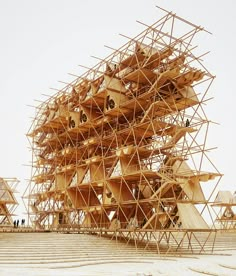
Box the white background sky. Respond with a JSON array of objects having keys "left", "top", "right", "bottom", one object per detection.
[{"left": 0, "top": 0, "right": 235, "bottom": 216}]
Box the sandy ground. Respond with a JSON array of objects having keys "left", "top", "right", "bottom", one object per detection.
[
  {"left": 1, "top": 252, "right": 236, "bottom": 276},
  {"left": 0, "top": 232, "right": 235, "bottom": 276}
]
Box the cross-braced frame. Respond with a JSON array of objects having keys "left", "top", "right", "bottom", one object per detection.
[
  {"left": 23, "top": 8, "right": 221, "bottom": 253},
  {"left": 0, "top": 177, "right": 19, "bottom": 226}
]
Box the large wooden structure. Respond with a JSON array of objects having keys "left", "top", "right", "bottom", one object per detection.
[
  {"left": 212, "top": 191, "right": 236, "bottom": 229},
  {"left": 0, "top": 177, "right": 19, "bottom": 226},
  {"left": 24, "top": 8, "right": 221, "bottom": 248}
]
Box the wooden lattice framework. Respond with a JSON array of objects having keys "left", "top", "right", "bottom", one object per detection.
[
  {"left": 0, "top": 177, "right": 19, "bottom": 226},
  {"left": 23, "top": 8, "right": 222, "bottom": 250},
  {"left": 212, "top": 191, "right": 236, "bottom": 230}
]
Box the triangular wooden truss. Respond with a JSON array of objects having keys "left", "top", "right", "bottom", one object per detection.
[
  {"left": 0, "top": 177, "right": 19, "bottom": 226},
  {"left": 23, "top": 8, "right": 222, "bottom": 252},
  {"left": 212, "top": 191, "right": 236, "bottom": 229}
]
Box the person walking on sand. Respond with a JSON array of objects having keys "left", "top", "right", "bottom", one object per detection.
[{"left": 16, "top": 219, "right": 19, "bottom": 228}]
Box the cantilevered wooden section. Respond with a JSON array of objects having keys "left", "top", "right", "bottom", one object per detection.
[
  {"left": 212, "top": 191, "right": 236, "bottom": 229},
  {"left": 23, "top": 7, "right": 222, "bottom": 251},
  {"left": 0, "top": 177, "right": 19, "bottom": 226}
]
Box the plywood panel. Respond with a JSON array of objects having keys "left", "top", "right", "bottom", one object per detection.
[
  {"left": 108, "top": 181, "right": 134, "bottom": 203},
  {"left": 90, "top": 163, "right": 105, "bottom": 182},
  {"left": 180, "top": 179, "right": 205, "bottom": 202},
  {"left": 177, "top": 203, "right": 209, "bottom": 229}
]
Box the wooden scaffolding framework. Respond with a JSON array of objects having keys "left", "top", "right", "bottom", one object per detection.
[
  {"left": 23, "top": 8, "right": 222, "bottom": 253},
  {"left": 0, "top": 177, "right": 19, "bottom": 226},
  {"left": 212, "top": 191, "right": 236, "bottom": 229}
]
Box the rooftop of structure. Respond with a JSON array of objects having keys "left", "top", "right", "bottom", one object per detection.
[{"left": 30, "top": 7, "right": 213, "bottom": 116}]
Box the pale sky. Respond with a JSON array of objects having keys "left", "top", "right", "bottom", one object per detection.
[{"left": 0, "top": 0, "right": 235, "bottom": 216}]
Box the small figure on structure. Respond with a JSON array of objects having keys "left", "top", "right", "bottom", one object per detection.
[
  {"left": 185, "top": 119, "right": 190, "bottom": 127},
  {"left": 16, "top": 219, "right": 19, "bottom": 228},
  {"left": 13, "top": 220, "right": 16, "bottom": 228},
  {"left": 178, "top": 222, "right": 182, "bottom": 228},
  {"left": 141, "top": 218, "right": 147, "bottom": 227},
  {"left": 21, "top": 219, "right": 25, "bottom": 227}
]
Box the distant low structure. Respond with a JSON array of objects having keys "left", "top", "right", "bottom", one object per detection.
[
  {"left": 212, "top": 191, "right": 236, "bottom": 229},
  {"left": 0, "top": 177, "right": 19, "bottom": 226},
  {"left": 23, "top": 7, "right": 222, "bottom": 252}
]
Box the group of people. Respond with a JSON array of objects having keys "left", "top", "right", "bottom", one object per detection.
[{"left": 13, "top": 219, "right": 25, "bottom": 228}]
